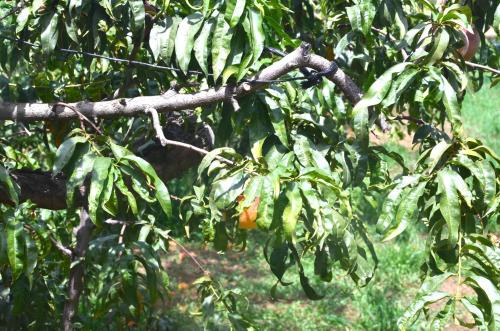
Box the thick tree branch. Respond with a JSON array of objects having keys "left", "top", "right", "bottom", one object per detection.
[{"left": 0, "top": 44, "right": 361, "bottom": 122}]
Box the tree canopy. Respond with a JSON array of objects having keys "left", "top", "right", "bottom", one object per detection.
[{"left": 0, "top": 0, "right": 499, "bottom": 330}]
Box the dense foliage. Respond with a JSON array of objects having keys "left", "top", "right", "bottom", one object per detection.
[{"left": 0, "top": 0, "right": 499, "bottom": 329}]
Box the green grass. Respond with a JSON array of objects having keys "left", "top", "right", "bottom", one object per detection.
[
  {"left": 163, "top": 225, "right": 426, "bottom": 330},
  {"left": 462, "top": 82, "right": 500, "bottom": 154}
]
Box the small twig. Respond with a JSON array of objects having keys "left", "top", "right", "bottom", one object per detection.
[
  {"left": 226, "top": 86, "right": 241, "bottom": 112},
  {"left": 0, "top": 1, "right": 24, "bottom": 20},
  {"left": 231, "top": 97, "right": 241, "bottom": 113},
  {"left": 144, "top": 107, "right": 235, "bottom": 166},
  {"left": 144, "top": 107, "right": 168, "bottom": 146},
  {"left": 169, "top": 194, "right": 182, "bottom": 201},
  {"left": 24, "top": 223, "right": 72, "bottom": 257},
  {"left": 104, "top": 219, "right": 130, "bottom": 225},
  {"left": 117, "top": 223, "right": 127, "bottom": 258},
  {"left": 19, "top": 123, "right": 32, "bottom": 136},
  {"left": 53, "top": 102, "right": 103, "bottom": 135},
  {"left": 464, "top": 61, "right": 500, "bottom": 75},
  {"left": 168, "top": 236, "right": 209, "bottom": 275},
  {"left": 166, "top": 139, "right": 235, "bottom": 166},
  {"left": 50, "top": 236, "right": 73, "bottom": 257},
  {"left": 392, "top": 115, "right": 427, "bottom": 126},
  {"left": 118, "top": 224, "right": 127, "bottom": 245}
]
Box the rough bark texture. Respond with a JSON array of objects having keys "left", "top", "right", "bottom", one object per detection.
[
  {"left": 0, "top": 44, "right": 351, "bottom": 121},
  {"left": 62, "top": 208, "right": 94, "bottom": 331}
]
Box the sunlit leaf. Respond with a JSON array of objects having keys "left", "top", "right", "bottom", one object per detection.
[
  {"left": 211, "top": 14, "right": 233, "bottom": 81},
  {"left": 437, "top": 169, "right": 461, "bottom": 246},
  {"left": 175, "top": 12, "right": 204, "bottom": 73},
  {"left": 88, "top": 157, "right": 112, "bottom": 224},
  {"left": 283, "top": 183, "right": 302, "bottom": 242},
  {"left": 7, "top": 218, "right": 24, "bottom": 280}
]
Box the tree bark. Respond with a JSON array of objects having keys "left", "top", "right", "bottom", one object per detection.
[
  {"left": 0, "top": 44, "right": 361, "bottom": 121},
  {"left": 62, "top": 208, "right": 94, "bottom": 331}
]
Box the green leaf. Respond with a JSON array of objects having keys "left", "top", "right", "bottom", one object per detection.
[
  {"left": 282, "top": 183, "right": 302, "bottom": 242},
  {"left": 428, "top": 29, "right": 449, "bottom": 64},
  {"left": 246, "top": 8, "right": 265, "bottom": 66},
  {"left": 378, "top": 175, "right": 420, "bottom": 232},
  {"left": 440, "top": 74, "right": 462, "bottom": 130},
  {"left": 210, "top": 170, "right": 246, "bottom": 209},
  {"left": 289, "top": 243, "right": 324, "bottom": 300},
  {"left": 138, "top": 224, "right": 152, "bottom": 242},
  {"left": 88, "top": 157, "right": 112, "bottom": 224},
  {"left": 453, "top": 156, "right": 496, "bottom": 209},
  {"left": 53, "top": 137, "right": 87, "bottom": 175},
  {"left": 398, "top": 291, "right": 449, "bottom": 328},
  {"left": 122, "top": 155, "right": 172, "bottom": 218},
  {"left": 128, "top": 0, "right": 145, "bottom": 34},
  {"left": 23, "top": 231, "right": 37, "bottom": 288},
  {"left": 16, "top": 7, "right": 31, "bottom": 34},
  {"left": 461, "top": 297, "right": 488, "bottom": 328},
  {"left": 100, "top": 167, "right": 117, "bottom": 216},
  {"left": 293, "top": 136, "right": 330, "bottom": 171},
  {"left": 40, "top": 12, "right": 59, "bottom": 54},
  {"left": 241, "top": 176, "right": 263, "bottom": 208},
  {"left": 194, "top": 18, "right": 216, "bottom": 75},
  {"left": 267, "top": 238, "right": 291, "bottom": 285},
  {"left": 465, "top": 275, "right": 500, "bottom": 329},
  {"left": 249, "top": 108, "right": 271, "bottom": 160},
  {"left": 197, "top": 147, "right": 236, "bottom": 178},
  {"left": 437, "top": 169, "right": 461, "bottom": 246},
  {"left": 0, "top": 165, "right": 19, "bottom": 205},
  {"left": 66, "top": 153, "right": 95, "bottom": 209},
  {"left": 264, "top": 94, "right": 289, "bottom": 147},
  {"left": 0, "top": 225, "right": 7, "bottom": 265},
  {"left": 150, "top": 16, "right": 181, "bottom": 63},
  {"left": 225, "top": 0, "right": 246, "bottom": 27},
  {"left": 211, "top": 14, "right": 233, "bottom": 81},
  {"left": 346, "top": 6, "right": 363, "bottom": 32},
  {"left": 299, "top": 271, "right": 324, "bottom": 300},
  {"left": 256, "top": 176, "right": 275, "bottom": 230},
  {"left": 7, "top": 218, "right": 24, "bottom": 280},
  {"left": 353, "top": 62, "right": 413, "bottom": 110},
  {"left": 352, "top": 104, "right": 369, "bottom": 148},
  {"left": 346, "top": 2, "right": 376, "bottom": 36},
  {"left": 477, "top": 160, "right": 497, "bottom": 209},
  {"left": 381, "top": 68, "right": 420, "bottom": 108},
  {"left": 383, "top": 181, "right": 427, "bottom": 241},
  {"left": 427, "top": 140, "right": 452, "bottom": 174},
  {"left": 447, "top": 170, "right": 473, "bottom": 208},
  {"left": 443, "top": 61, "right": 468, "bottom": 91},
  {"left": 175, "top": 12, "right": 204, "bottom": 73},
  {"left": 115, "top": 172, "right": 138, "bottom": 216}
]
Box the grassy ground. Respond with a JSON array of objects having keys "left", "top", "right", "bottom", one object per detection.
[
  {"left": 160, "top": 84, "right": 498, "bottom": 330},
  {"left": 162, "top": 226, "right": 426, "bottom": 330},
  {"left": 462, "top": 81, "right": 500, "bottom": 153}
]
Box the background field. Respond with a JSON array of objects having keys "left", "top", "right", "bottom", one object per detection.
[{"left": 163, "top": 82, "right": 499, "bottom": 330}]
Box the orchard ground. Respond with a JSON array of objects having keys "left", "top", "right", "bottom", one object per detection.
[{"left": 162, "top": 83, "right": 499, "bottom": 331}]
